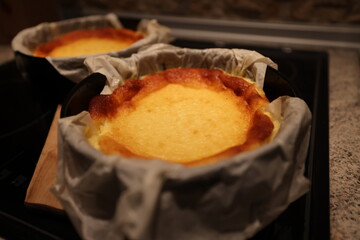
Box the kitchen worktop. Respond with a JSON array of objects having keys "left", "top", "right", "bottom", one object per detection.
[
  {"left": 327, "top": 48, "right": 360, "bottom": 240},
  {"left": 0, "top": 44, "right": 359, "bottom": 240}
]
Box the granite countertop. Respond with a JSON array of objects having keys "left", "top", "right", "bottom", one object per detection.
[
  {"left": 328, "top": 48, "right": 360, "bottom": 240},
  {"left": 0, "top": 44, "right": 359, "bottom": 240}
]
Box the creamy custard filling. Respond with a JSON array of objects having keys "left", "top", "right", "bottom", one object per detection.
[
  {"left": 48, "top": 38, "right": 133, "bottom": 57},
  {"left": 91, "top": 84, "right": 251, "bottom": 162}
]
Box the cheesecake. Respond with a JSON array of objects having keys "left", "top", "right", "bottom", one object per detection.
[
  {"left": 86, "top": 68, "right": 278, "bottom": 166},
  {"left": 33, "top": 27, "right": 144, "bottom": 58}
]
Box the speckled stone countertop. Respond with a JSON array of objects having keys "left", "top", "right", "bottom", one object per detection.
[
  {"left": 0, "top": 45, "right": 359, "bottom": 240},
  {"left": 328, "top": 48, "right": 360, "bottom": 240}
]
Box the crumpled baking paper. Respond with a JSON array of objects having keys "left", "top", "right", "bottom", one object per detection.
[
  {"left": 53, "top": 44, "right": 311, "bottom": 240},
  {"left": 11, "top": 13, "right": 173, "bottom": 83},
  {"left": 84, "top": 43, "right": 277, "bottom": 94}
]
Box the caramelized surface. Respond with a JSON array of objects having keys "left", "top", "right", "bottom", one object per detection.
[
  {"left": 33, "top": 27, "right": 144, "bottom": 57},
  {"left": 86, "top": 68, "right": 275, "bottom": 166}
]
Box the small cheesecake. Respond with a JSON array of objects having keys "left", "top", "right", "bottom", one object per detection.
[
  {"left": 33, "top": 27, "right": 144, "bottom": 58},
  {"left": 86, "top": 68, "right": 278, "bottom": 166}
]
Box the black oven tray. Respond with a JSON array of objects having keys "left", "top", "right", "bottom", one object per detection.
[
  {"left": 172, "top": 39, "right": 330, "bottom": 240},
  {"left": 0, "top": 32, "right": 329, "bottom": 240}
]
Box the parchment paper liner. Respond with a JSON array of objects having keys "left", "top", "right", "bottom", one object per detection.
[
  {"left": 11, "top": 13, "right": 173, "bottom": 83},
  {"left": 54, "top": 44, "right": 311, "bottom": 240}
]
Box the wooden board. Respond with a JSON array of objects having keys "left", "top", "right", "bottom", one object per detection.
[{"left": 25, "top": 105, "right": 64, "bottom": 214}]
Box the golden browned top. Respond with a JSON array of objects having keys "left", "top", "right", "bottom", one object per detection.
[
  {"left": 33, "top": 27, "right": 144, "bottom": 57},
  {"left": 86, "top": 68, "right": 276, "bottom": 166}
]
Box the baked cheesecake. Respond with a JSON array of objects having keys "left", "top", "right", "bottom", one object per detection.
[
  {"left": 86, "top": 68, "right": 278, "bottom": 166},
  {"left": 33, "top": 27, "right": 144, "bottom": 57}
]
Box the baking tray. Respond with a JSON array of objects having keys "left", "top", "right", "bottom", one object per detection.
[{"left": 0, "top": 35, "right": 329, "bottom": 239}]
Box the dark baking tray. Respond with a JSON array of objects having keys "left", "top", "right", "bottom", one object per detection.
[
  {"left": 171, "top": 38, "right": 330, "bottom": 240},
  {"left": 0, "top": 35, "right": 329, "bottom": 239}
]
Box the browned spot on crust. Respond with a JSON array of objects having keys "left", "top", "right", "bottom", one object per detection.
[{"left": 248, "top": 110, "right": 274, "bottom": 143}]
